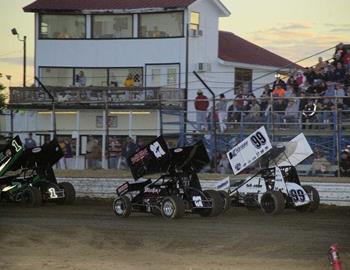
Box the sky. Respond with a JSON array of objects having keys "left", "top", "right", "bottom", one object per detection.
[{"left": 0, "top": 0, "right": 349, "bottom": 88}]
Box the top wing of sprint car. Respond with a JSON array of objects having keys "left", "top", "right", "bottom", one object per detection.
[
  {"left": 127, "top": 136, "right": 171, "bottom": 180},
  {"left": 16, "top": 138, "right": 64, "bottom": 169},
  {"left": 226, "top": 126, "right": 273, "bottom": 175},
  {"left": 127, "top": 136, "right": 210, "bottom": 180}
]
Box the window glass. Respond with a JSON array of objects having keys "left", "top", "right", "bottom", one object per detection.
[
  {"left": 151, "top": 69, "right": 161, "bottom": 85},
  {"left": 92, "top": 15, "right": 132, "bottom": 38},
  {"left": 139, "top": 12, "right": 183, "bottom": 38},
  {"left": 190, "top": 12, "right": 200, "bottom": 30},
  {"left": 40, "top": 67, "right": 74, "bottom": 86},
  {"left": 75, "top": 69, "right": 108, "bottom": 86},
  {"left": 235, "top": 68, "right": 253, "bottom": 93},
  {"left": 167, "top": 68, "right": 177, "bottom": 87},
  {"left": 109, "top": 68, "right": 143, "bottom": 87},
  {"left": 39, "top": 15, "right": 85, "bottom": 39}
]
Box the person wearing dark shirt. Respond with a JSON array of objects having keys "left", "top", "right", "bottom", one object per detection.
[
  {"left": 339, "top": 150, "right": 350, "bottom": 177},
  {"left": 24, "top": 132, "right": 37, "bottom": 149},
  {"left": 194, "top": 89, "right": 209, "bottom": 131},
  {"left": 122, "top": 137, "right": 138, "bottom": 160}
]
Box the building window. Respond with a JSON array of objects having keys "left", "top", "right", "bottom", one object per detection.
[
  {"left": 190, "top": 12, "right": 200, "bottom": 30},
  {"left": 39, "top": 15, "right": 86, "bottom": 39},
  {"left": 40, "top": 67, "right": 74, "bottom": 86},
  {"left": 109, "top": 68, "right": 143, "bottom": 87},
  {"left": 235, "top": 68, "right": 252, "bottom": 93},
  {"left": 92, "top": 15, "right": 133, "bottom": 39},
  {"left": 146, "top": 64, "right": 180, "bottom": 88},
  {"left": 139, "top": 12, "right": 183, "bottom": 38},
  {"left": 75, "top": 69, "right": 108, "bottom": 86}
]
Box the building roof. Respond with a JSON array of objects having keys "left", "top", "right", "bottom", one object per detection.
[
  {"left": 219, "top": 31, "right": 298, "bottom": 68},
  {"left": 23, "top": 0, "right": 197, "bottom": 12}
]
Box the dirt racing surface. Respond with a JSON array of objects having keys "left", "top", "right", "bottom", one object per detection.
[{"left": 0, "top": 200, "right": 349, "bottom": 270}]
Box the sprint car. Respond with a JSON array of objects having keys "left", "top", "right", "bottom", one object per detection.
[
  {"left": 113, "top": 136, "right": 225, "bottom": 219},
  {"left": 222, "top": 126, "right": 320, "bottom": 215},
  {"left": 0, "top": 136, "right": 75, "bottom": 207}
]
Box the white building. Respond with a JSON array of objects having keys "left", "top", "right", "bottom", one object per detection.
[{"left": 8, "top": 0, "right": 296, "bottom": 168}]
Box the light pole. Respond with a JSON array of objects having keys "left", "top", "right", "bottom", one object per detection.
[{"left": 11, "top": 28, "right": 27, "bottom": 87}]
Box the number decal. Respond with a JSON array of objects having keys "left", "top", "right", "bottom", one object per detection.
[
  {"left": 48, "top": 188, "right": 58, "bottom": 199},
  {"left": 250, "top": 131, "right": 266, "bottom": 149},
  {"left": 289, "top": 189, "right": 306, "bottom": 202},
  {"left": 149, "top": 141, "right": 166, "bottom": 158},
  {"left": 12, "top": 140, "right": 22, "bottom": 152},
  {"left": 192, "top": 196, "right": 203, "bottom": 207}
]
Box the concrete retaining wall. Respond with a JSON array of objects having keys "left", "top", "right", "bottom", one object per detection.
[{"left": 57, "top": 178, "right": 350, "bottom": 206}]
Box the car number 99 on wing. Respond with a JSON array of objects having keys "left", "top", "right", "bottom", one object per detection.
[{"left": 250, "top": 131, "right": 266, "bottom": 149}]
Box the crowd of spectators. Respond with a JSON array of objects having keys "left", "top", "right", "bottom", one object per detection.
[{"left": 194, "top": 43, "right": 350, "bottom": 132}]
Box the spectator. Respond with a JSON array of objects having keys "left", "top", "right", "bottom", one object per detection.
[
  {"left": 89, "top": 139, "right": 102, "bottom": 169},
  {"left": 272, "top": 98, "right": 286, "bottom": 125},
  {"left": 302, "top": 99, "right": 317, "bottom": 129},
  {"left": 272, "top": 75, "right": 287, "bottom": 90},
  {"left": 122, "top": 136, "right": 138, "bottom": 159},
  {"left": 245, "top": 98, "right": 261, "bottom": 123},
  {"left": 194, "top": 89, "right": 209, "bottom": 131},
  {"left": 334, "top": 62, "right": 345, "bottom": 82},
  {"left": 24, "top": 132, "right": 37, "bottom": 149},
  {"left": 282, "top": 99, "right": 299, "bottom": 124},
  {"left": 75, "top": 71, "right": 86, "bottom": 86},
  {"left": 340, "top": 150, "right": 350, "bottom": 176},
  {"left": 218, "top": 153, "right": 230, "bottom": 174},
  {"left": 217, "top": 94, "right": 228, "bottom": 133},
  {"left": 315, "top": 57, "right": 327, "bottom": 73},
  {"left": 341, "top": 48, "right": 350, "bottom": 68},
  {"left": 124, "top": 73, "right": 135, "bottom": 87},
  {"left": 86, "top": 136, "right": 95, "bottom": 169},
  {"left": 310, "top": 149, "right": 331, "bottom": 175},
  {"left": 64, "top": 139, "right": 74, "bottom": 169},
  {"left": 272, "top": 85, "right": 286, "bottom": 97}
]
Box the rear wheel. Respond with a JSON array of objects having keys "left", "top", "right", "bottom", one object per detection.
[
  {"left": 260, "top": 191, "right": 285, "bottom": 215},
  {"left": 199, "top": 190, "right": 224, "bottom": 217},
  {"left": 56, "top": 182, "right": 76, "bottom": 205},
  {"left": 113, "top": 196, "right": 132, "bottom": 218},
  {"left": 218, "top": 190, "right": 231, "bottom": 212},
  {"left": 23, "top": 186, "right": 42, "bottom": 207},
  {"left": 296, "top": 185, "right": 320, "bottom": 213},
  {"left": 161, "top": 195, "right": 185, "bottom": 220}
]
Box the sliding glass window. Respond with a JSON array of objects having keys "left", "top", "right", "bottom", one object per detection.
[
  {"left": 39, "top": 15, "right": 85, "bottom": 39},
  {"left": 92, "top": 15, "right": 133, "bottom": 39},
  {"left": 139, "top": 12, "right": 183, "bottom": 38},
  {"left": 40, "top": 67, "right": 74, "bottom": 86}
]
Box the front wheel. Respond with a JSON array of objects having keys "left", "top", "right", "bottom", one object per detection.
[
  {"left": 113, "top": 196, "right": 132, "bottom": 218},
  {"left": 199, "top": 190, "right": 224, "bottom": 217},
  {"left": 260, "top": 191, "right": 285, "bottom": 215},
  {"left": 56, "top": 182, "right": 76, "bottom": 205},
  {"left": 23, "top": 186, "right": 42, "bottom": 207},
  {"left": 296, "top": 185, "right": 320, "bottom": 213},
  {"left": 218, "top": 190, "right": 231, "bottom": 212},
  {"left": 161, "top": 196, "right": 185, "bottom": 220}
]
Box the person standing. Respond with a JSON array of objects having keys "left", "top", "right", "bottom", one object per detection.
[
  {"left": 194, "top": 90, "right": 209, "bottom": 131},
  {"left": 24, "top": 132, "right": 37, "bottom": 149},
  {"left": 76, "top": 71, "right": 86, "bottom": 86},
  {"left": 122, "top": 137, "right": 138, "bottom": 160},
  {"left": 217, "top": 94, "right": 228, "bottom": 133}
]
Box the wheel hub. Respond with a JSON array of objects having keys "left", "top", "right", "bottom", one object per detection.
[{"left": 163, "top": 201, "right": 174, "bottom": 217}]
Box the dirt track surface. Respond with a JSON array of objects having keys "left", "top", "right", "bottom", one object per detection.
[{"left": 0, "top": 201, "right": 349, "bottom": 270}]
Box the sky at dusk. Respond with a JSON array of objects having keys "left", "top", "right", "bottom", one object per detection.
[{"left": 0, "top": 0, "right": 349, "bottom": 88}]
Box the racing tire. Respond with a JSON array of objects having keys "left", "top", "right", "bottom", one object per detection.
[
  {"left": 296, "top": 185, "right": 320, "bottom": 213},
  {"left": 199, "top": 190, "right": 225, "bottom": 217},
  {"left": 113, "top": 196, "right": 132, "bottom": 218},
  {"left": 260, "top": 191, "right": 285, "bottom": 215},
  {"left": 23, "top": 186, "right": 42, "bottom": 207},
  {"left": 161, "top": 195, "right": 185, "bottom": 220},
  {"left": 218, "top": 190, "right": 231, "bottom": 212},
  {"left": 56, "top": 182, "right": 76, "bottom": 205}
]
